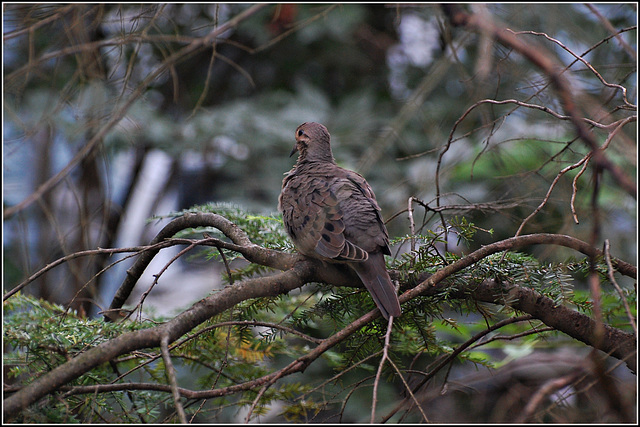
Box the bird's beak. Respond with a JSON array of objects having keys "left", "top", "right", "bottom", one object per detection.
[{"left": 289, "top": 143, "right": 298, "bottom": 157}]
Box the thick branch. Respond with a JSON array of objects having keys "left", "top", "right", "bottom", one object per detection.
[
  {"left": 401, "top": 233, "right": 636, "bottom": 370},
  {"left": 4, "top": 227, "right": 636, "bottom": 418},
  {"left": 461, "top": 279, "right": 635, "bottom": 370},
  {"left": 106, "top": 212, "right": 296, "bottom": 320},
  {"left": 3, "top": 264, "right": 311, "bottom": 419}
]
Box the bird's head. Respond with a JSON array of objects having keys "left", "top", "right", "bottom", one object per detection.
[{"left": 290, "top": 122, "right": 335, "bottom": 163}]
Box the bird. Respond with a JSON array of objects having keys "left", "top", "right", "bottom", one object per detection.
[{"left": 279, "top": 122, "right": 402, "bottom": 320}]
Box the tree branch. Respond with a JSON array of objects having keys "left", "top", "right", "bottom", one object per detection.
[
  {"left": 402, "top": 233, "right": 636, "bottom": 371},
  {"left": 3, "top": 217, "right": 636, "bottom": 419},
  {"left": 2, "top": 4, "right": 270, "bottom": 221},
  {"left": 105, "top": 212, "right": 296, "bottom": 321},
  {"left": 3, "top": 264, "right": 310, "bottom": 419},
  {"left": 440, "top": 4, "right": 636, "bottom": 199},
  {"left": 160, "top": 335, "right": 187, "bottom": 424}
]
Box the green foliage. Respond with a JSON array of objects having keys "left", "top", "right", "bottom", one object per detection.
[
  {"left": 4, "top": 294, "right": 159, "bottom": 423},
  {"left": 4, "top": 294, "right": 143, "bottom": 383},
  {"left": 2, "top": 3, "right": 635, "bottom": 421},
  {"left": 169, "top": 202, "right": 292, "bottom": 251},
  {"left": 3, "top": 292, "right": 320, "bottom": 423},
  {"left": 4, "top": 202, "right": 636, "bottom": 422},
  {"left": 155, "top": 202, "right": 293, "bottom": 284}
]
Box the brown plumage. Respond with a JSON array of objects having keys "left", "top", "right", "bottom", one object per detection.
[{"left": 279, "top": 122, "right": 402, "bottom": 320}]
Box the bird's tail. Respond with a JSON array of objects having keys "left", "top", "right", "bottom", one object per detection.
[{"left": 351, "top": 252, "right": 402, "bottom": 320}]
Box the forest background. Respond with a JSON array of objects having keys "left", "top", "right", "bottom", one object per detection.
[{"left": 3, "top": 3, "right": 637, "bottom": 423}]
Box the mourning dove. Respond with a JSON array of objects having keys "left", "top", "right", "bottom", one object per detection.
[{"left": 279, "top": 122, "right": 402, "bottom": 320}]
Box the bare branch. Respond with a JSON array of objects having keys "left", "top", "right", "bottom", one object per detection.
[
  {"left": 604, "top": 240, "right": 638, "bottom": 338},
  {"left": 440, "top": 4, "right": 636, "bottom": 198},
  {"left": 3, "top": 242, "right": 172, "bottom": 301},
  {"left": 371, "top": 315, "right": 395, "bottom": 423},
  {"left": 126, "top": 240, "right": 201, "bottom": 322},
  {"left": 160, "top": 335, "right": 187, "bottom": 424},
  {"left": 582, "top": 5, "right": 636, "bottom": 60},
  {"left": 2, "top": 4, "right": 270, "bottom": 220},
  {"left": 515, "top": 153, "right": 590, "bottom": 235},
  {"left": 510, "top": 29, "right": 635, "bottom": 108},
  {"left": 106, "top": 212, "right": 295, "bottom": 321},
  {"left": 516, "top": 369, "right": 586, "bottom": 422}
]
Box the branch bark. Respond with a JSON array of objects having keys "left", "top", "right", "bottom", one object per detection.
[
  {"left": 105, "top": 211, "right": 293, "bottom": 320},
  {"left": 3, "top": 264, "right": 311, "bottom": 419},
  {"left": 3, "top": 213, "right": 636, "bottom": 419}
]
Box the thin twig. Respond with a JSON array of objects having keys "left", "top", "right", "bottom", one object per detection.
[
  {"left": 469, "top": 326, "right": 555, "bottom": 349},
  {"left": 3, "top": 242, "right": 173, "bottom": 301},
  {"left": 407, "top": 196, "right": 416, "bottom": 254},
  {"left": 514, "top": 154, "right": 590, "bottom": 236},
  {"left": 584, "top": 5, "right": 636, "bottom": 60},
  {"left": 294, "top": 351, "right": 383, "bottom": 401},
  {"left": 386, "top": 357, "right": 429, "bottom": 423},
  {"left": 603, "top": 240, "right": 637, "bottom": 338},
  {"left": 510, "top": 29, "right": 635, "bottom": 108},
  {"left": 382, "top": 315, "right": 534, "bottom": 422},
  {"left": 127, "top": 241, "right": 200, "bottom": 322},
  {"left": 243, "top": 367, "right": 289, "bottom": 423},
  {"left": 160, "top": 335, "right": 187, "bottom": 424},
  {"left": 516, "top": 369, "right": 585, "bottom": 422},
  {"left": 570, "top": 156, "right": 590, "bottom": 224},
  {"left": 371, "top": 315, "right": 395, "bottom": 423}
]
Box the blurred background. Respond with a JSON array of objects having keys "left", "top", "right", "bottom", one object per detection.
[
  {"left": 3, "top": 3, "right": 636, "bottom": 317},
  {"left": 2, "top": 4, "right": 636, "bottom": 423}
]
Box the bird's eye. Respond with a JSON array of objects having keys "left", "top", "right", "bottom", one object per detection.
[{"left": 297, "top": 129, "right": 304, "bottom": 137}]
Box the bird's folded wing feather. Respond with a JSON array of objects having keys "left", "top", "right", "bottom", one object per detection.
[
  {"left": 332, "top": 171, "right": 390, "bottom": 255},
  {"left": 281, "top": 173, "right": 368, "bottom": 261}
]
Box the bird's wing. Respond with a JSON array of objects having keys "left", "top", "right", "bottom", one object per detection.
[
  {"left": 331, "top": 170, "right": 391, "bottom": 255},
  {"left": 280, "top": 173, "right": 368, "bottom": 261}
]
